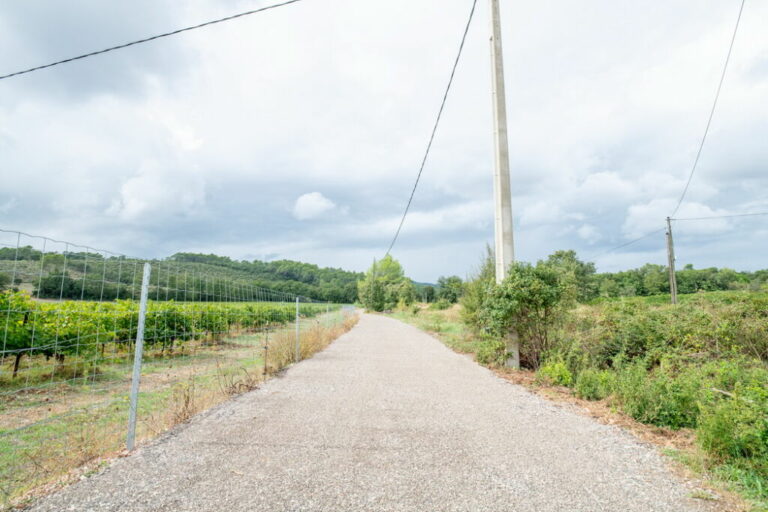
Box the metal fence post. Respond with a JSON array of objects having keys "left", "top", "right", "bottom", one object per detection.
[
  {"left": 126, "top": 263, "right": 151, "bottom": 451},
  {"left": 295, "top": 297, "right": 300, "bottom": 363}
]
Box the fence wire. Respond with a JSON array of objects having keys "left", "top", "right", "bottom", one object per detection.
[{"left": 0, "top": 229, "right": 354, "bottom": 506}]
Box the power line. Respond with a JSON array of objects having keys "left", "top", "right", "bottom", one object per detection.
[
  {"left": 670, "top": 0, "right": 746, "bottom": 217},
  {"left": 672, "top": 211, "right": 768, "bottom": 221},
  {"left": 589, "top": 209, "right": 765, "bottom": 263},
  {"left": 0, "top": 0, "right": 305, "bottom": 81},
  {"left": 589, "top": 227, "right": 666, "bottom": 261},
  {"left": 385, "top": 0, "right": 478, "bottom": 257}
]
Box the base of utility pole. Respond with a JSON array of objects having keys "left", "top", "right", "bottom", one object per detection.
[{"left": 505, "top": 331, "right": 520, "bottom": 369}]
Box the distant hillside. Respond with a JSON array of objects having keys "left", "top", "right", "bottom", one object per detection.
[
  {"left": 169, "top": 253, "right": 362, "bottom": 303},
  {"left": 0, "top": 247, "right": 362, "bottom": 303}
]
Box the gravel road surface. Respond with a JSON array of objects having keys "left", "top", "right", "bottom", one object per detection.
[{"left": 29, "top": 314, "right": 717, "bottom": 512}]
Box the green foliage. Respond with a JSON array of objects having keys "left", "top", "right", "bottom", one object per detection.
[
  {"left": 479, "top": 262, "right": 567, "bottom": 368},
  {"left": 539, "top": 250, "right": 597, "bottom": 302},
  {"left": 460, "top": 245, "right": 495, "bottom": 330},
  {"left": 0, "top": 290, "right": 332, "bottom": 378},
  {"left": 0, "top": 249, "right": 362, "bottom": 304},
  {"left": 613, "top": 359, "right": 704, "bottom": 429},
  {"left": 537, "top": 361, "right": 573, "bottom": 386},
  {"left": 574, "top": 368, "right": 615, "bottom": 400},
  {"left": 0, "top": 272, "right": 10, "bottom": 290},
  {"left": 0, "top": 245, "right": 42, "bottom": 261},
  {"left": 457, "top": 243, "right": 768, "bottom": 502},
  {"left": 396, "top": 280, "right": 417, "bottom": 307},
  {"left": 436, "top": 275, "right": 463, "bottom": 303},
  {"left": 594, "top": 263, "right": 760, "bottom": 299},
  {"left": 698, "top": 382, "right": 768, "bottom": 462},
  {"left": 571, "top": 293, "right": 768, "bottom": 365},
  {"left": 429, "top": 299, "right": 451, "bottom": 311},
  {"left": 475, "top": 338, "right": 506, "bottom": 367},
  {"left": 356, "top": 256, "right": 412, "bottom": 312}
]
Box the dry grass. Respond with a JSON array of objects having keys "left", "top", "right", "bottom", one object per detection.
[
  {"left": 264, "top": 313, "right": 359, "bottom": 375},
  {"left": 216, "top": 363, "right": 261, "bottom": 397}
]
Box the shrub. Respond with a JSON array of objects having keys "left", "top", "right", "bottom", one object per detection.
[
  {"left": 475, "top": 338, "right": 506, "bottom": 367},
  {"left": 698, "top": 383, "right": 768, "bottom": 461},
  {"left": 614, "top": 360, "right": 703, "bottom": 429},
  {"left": 460, "top": 246, "right": 495, "bottom": 330},
  {"left": 425, "top": 314, "right": 445, "bottom": 333},
  {"left": 479, "top": 262, "right": 568, "bottom": 368},
  {"left": 574, "top": 368, "right": 615, "bottom": 400},
  {"left": 430, "top": 299, "right": 451, "bottom": 311},
  {"left": 537, "top": 361, "right": 573, "bottom": 387}
]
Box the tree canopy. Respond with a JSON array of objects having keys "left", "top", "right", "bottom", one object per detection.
[{"left": 357, "top": 255, "right": 414, "bottom": 311}]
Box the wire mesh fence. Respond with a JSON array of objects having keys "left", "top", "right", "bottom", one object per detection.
[{"left": 0, "top": 229, "right": 356, "bottom": 506}]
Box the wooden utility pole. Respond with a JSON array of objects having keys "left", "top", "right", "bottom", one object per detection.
[
  {"left": 490, "top": 0, "right": 519, "bottom": 368},
  {"left": 665, "top": 217, "right": 678, "bottom": 304}
]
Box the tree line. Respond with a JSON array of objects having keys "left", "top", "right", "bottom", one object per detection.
[{"left": 0, "top": 247, "right": 363, "bottom": 303}]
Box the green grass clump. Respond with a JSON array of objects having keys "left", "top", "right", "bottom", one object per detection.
[
  {"left": 574, "top": 368, "right": 615, "bottom": 400},
  {"left": 537, "top": 361, "right": 573, "bottom": 386},
  {"left": 612, "top": 359, "right": 703, "bottom": 429},
  {"left": 475, "top": 338, "right": 506, "bottom": 367},
  {"left": 429, "top": 299, "right": 452, "bottom": 311}
]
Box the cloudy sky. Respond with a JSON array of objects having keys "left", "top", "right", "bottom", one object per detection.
[{"left": 1, "top": 0, "right": 766, "bottom": 282}]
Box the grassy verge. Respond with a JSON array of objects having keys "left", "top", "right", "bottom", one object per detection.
[
  {"left": 390, "top": 302, "right": 765, "bottom": 512},
  {"left": 1, "top": 310, "right": 359, "bottom": 509}
]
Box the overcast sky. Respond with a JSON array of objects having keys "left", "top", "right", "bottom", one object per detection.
[{"left": 1, "top": 0, "right": 766, "bottom": 282}]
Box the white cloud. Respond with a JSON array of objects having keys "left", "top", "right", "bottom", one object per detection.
[
  {"left": 577, "top": 224, "right": 601, "bottom": 244},
  {"left": 622, "top": 199, "right": 732, "bottom": 239},
  {"left": 106, "top": 162, "right": 207, "bottom": 222},
  {"left": 292, "top": 192, "right": 336, "bottom": 220}
]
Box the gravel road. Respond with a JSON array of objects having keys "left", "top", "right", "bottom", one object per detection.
[{"left": 29, "top": 314, "right": 717, "bottom": 512}]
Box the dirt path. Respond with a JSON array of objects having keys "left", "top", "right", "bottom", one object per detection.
[{"left": 29, "top": 314, "right": 717, "bottom": 512}]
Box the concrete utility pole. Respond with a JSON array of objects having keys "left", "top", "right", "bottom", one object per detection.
[
  {"left": 489, "top": 0, "right": 519, "bottom": 368},
  {"left": 665, "top": 217, "right": 678, "bottom": 304},
  {"left": 490, "top": 0, "right": 515, "bottom": 283}
]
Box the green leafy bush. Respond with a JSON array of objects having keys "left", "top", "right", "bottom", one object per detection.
[
  {"left": 613, "top": 360, "right": 704, "bottom": 429},
  {"left": 430, "top": 299, "right": 451, "bottom": 311},
  {"left": 698, "top": 383, "right": 768, "bottom": 461},
  {"left": 475, "top": 338, "right": 506, "bottom": 367},
  {"left": 537, "top": 361, "right": 573, "bottom": 387},
  {"left": 479, "top": 262, "right": 567, "bottom": 368},
  {"left": 574, "top": 368, "right": 615, "bottom": 400}
]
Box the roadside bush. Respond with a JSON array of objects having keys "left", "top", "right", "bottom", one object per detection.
[
  {"left": 475, "top": 338, "right": 506, "bottom": 367},
  {"left": 460, "top": 246, "right": 495, "bottom": 331},
  {"left": 425, "top": 313, "right": 445, "bottom": 333},
  {"left": 574, "top": 368, "right": 615, "bottom": 400},
  {"left": 614, "top": 360, "right": 703, "bottom": 429},
  {"left": 479, "top": 262, "right": 568, "bottom": 368},
  {"left": 537, "top": 361, "right": 573, "bottom": 387},
  {"left": 698, "top": 382, "right": 768, "bottom": 462},
  {"left": 430, "top": 299, "right": 451, "bottom": 311}
]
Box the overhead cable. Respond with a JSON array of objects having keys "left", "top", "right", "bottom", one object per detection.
[
  {"left": 672, "top": 211, "right": 768, "bottom": 221},
  {"left": 670, "top": 0, "right": 747, "bottom": 216},
  {"left": 385, "top": 0, "right": 478, "bottom": 256},
  {"left": 0, "top": 0, "right": 305, "bottom": 81}
]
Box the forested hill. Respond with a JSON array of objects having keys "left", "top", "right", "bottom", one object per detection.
[
  {"left": 167, "top": 253, "right": 362, "bottom": 303},
  {"left": 0, "top": 247, "right": 362, "bottom": 303}
]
